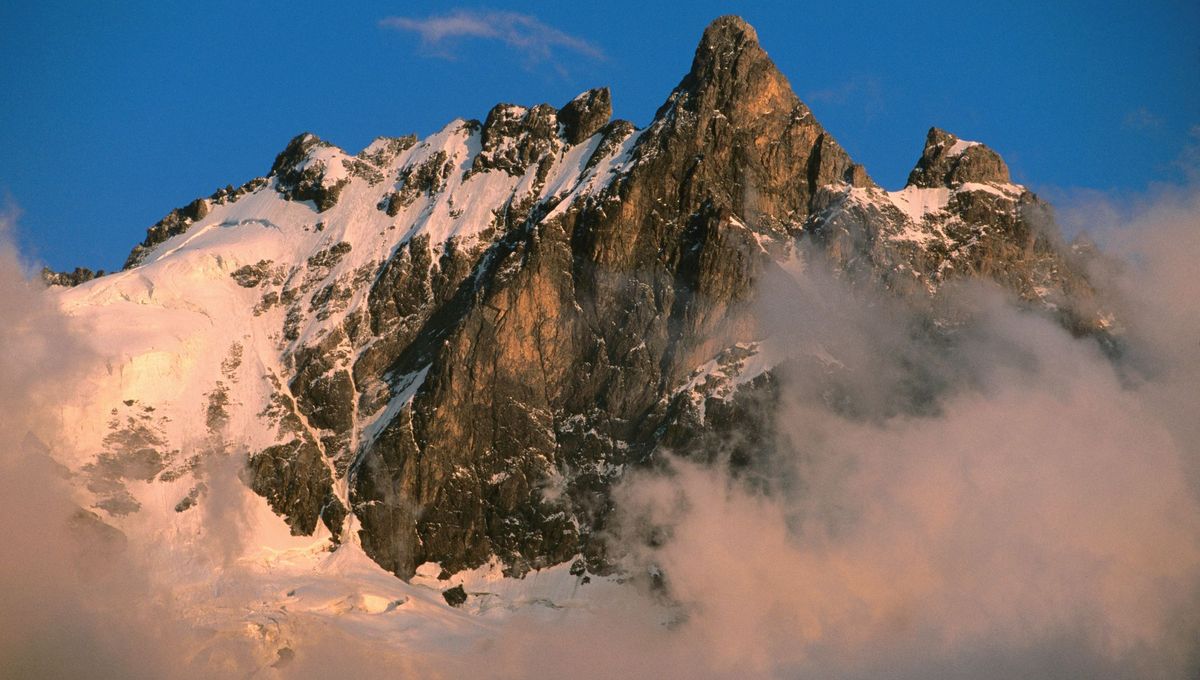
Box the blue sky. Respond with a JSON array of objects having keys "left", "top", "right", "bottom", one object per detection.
[{"left": 2, "top": 1, "right": 1197, "bottom": 272}]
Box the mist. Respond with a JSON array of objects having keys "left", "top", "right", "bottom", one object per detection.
[
  {"left": 1, "top": 182, "right": 1198, "bottom": 678},
  {"left": 471, "top": 186, "right": 1200, "bottom": 678},
  {"left": 0, "top": 208, "right": 178, "bottom": 679},
  {"left": 0, "top": 210, "right": 268, "bottom": 679}
]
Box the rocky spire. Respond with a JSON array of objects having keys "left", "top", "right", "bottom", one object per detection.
[
  {"left": 663, "top": 15, "right": 796, "bottom": 123},
  {"left": 638, "top": 15, "right": 870, "bottom": 228},
  {"left": 906, "top": 127, "right": 1011, "bottom": 187}
]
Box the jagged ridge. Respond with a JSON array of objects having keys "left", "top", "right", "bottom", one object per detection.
[{"left": 51, "top": 15, "right": 1106, "bottom": 582}]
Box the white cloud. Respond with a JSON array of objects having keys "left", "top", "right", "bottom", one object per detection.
[{"left": 380, "top": 9, "right": 604, "bottom": 66}]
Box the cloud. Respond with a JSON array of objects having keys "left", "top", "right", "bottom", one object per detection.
[
  {"left": 620, "top": 186, "right": 1200, "bottom": 678},
  {"left": 380, "top": 9, "right": 604, "bottom": 67},
  {"left": 1178, "top": 124, "right": 1200, "bottom": 182},
  {"left": 5, "top": 175, "right": 1198, "bottom": 676},
  {"left": 0, "top": 205, "right": 185, "bottom": 678},
  {"left": 1122, "top": 106, "right": 1163, "bottom": 132},
  {"left": 805, "top": 74, "right": 886, "bottom": 120},
  {"left": 468, "top": 184, "right": 1200, "bottom": 678},
  {"left": 0, "top": 205, "right": 272, "bottom": 678}
]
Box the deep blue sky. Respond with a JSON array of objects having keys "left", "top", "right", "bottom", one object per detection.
[{"left": 3, "top": 1, "right": 1197, "bottom": 271}]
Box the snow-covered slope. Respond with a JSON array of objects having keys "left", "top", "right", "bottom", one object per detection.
[
  {"left": 44, "top": 101, "right": 650, "bottom": 674},
  {"left": 54, "top": 102, "right": 637, "bottom": 529}
]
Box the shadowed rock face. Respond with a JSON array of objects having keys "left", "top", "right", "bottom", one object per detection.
[
  {"left": 109, "top": 15, "right": 1106, "bottom": 580},
  {"left": 271, "top": 133, "right": 351, "bottom": 212},
  {"left": 558, "top": 87, "right": 612, "bottom": 145}
]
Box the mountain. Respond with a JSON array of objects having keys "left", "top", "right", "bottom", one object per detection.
[{"left": 48, "top": 15, "right": 1105, "bottom": 583}]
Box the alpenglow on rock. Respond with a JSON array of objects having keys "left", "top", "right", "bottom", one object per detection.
[
  {"left": 907, "top": 127, "right": 1012, "bottom": 188},
  {"left": 49, "top": 15, "right": 1108, "bottom": 580}
]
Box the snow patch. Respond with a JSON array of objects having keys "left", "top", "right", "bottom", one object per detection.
[
  {"left": 946, "top": 138, "right": 980, "bottom": 156},
  {"left": 886, "top": 185, "right": 951, "bottom": 223},
  {"left": 360, "top": 365, "right": 430, "bottom": 447}
]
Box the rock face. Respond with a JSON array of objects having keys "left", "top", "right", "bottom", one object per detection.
[
  {"left": 805, "top": 127, "right": 1105, "bottom": 334},
  {"left": 64, "top": 15, "right": 1108, "bottom": 581},
  {"left": 346, "top": 15, "right": 1102, "bottom": 578},
  {"left": 348, "top": 14, "right": 893, "bottom": 578},
  {"left": 558, "top": 88, "right": 612, "bottom": 145},
  {"left": 907, "top": 127, "right": 1011, "bottom": 187}
]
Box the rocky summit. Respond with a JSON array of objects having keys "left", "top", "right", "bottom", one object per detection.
[{"left": 50, "top": 15, "right": 1107, "bottom": 581}]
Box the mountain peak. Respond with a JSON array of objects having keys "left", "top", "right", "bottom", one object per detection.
[
  {"left": 699, "top": 14, "right": 759, "bottom": 48},
  {"left": 63, "top": 15, "right": 1100, "bottom": 594},
  {"left": 641, "top": 16, "right": 868, "bottom": 224},
  {"left": 270, "top": 132, "right": 327, "bottom": 177},
  {"left": 907, "top": 127, "right": 1011, "bottom": 188},
  {"left": 663, "top": 15, "right": 794, "bottom": 124}
]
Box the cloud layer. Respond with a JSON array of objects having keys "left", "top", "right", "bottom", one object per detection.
[
  {"left": 468, "top": 185, "right": 1200, "bottom": 678},
  {"left": 2, "top": 179, "right": 1198, "bottom": 677}
]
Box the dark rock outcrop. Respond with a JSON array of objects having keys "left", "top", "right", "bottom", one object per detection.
[
  {"left": 907, "top": 127, "right": 1011, "bottom": 188},
  {"left": 248, "top": 383, "right": 348, "bottom": 540},
  {"left": 442, "top": 584, "right": 468, "bottom": 607},
  {"left": 42, "top": 266, "right": 104, "bottom": 287},
  {"left": 124, "top": 176, "right": 267, "bottom": 269},
  {"left": 123, "top": 197, "right": 209, "bottom": 268},
  {"left": 559, "top": 88, "right": 612, "bottom": 145},
  {"left": 272, "top": 133, "right": 350, "bottom": 212},
  {"left": 469, "top": 103, "right": 562, "bottom": 177},
  {"left": 381, "top": 151, "right": 453, "bottom": 215}
]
